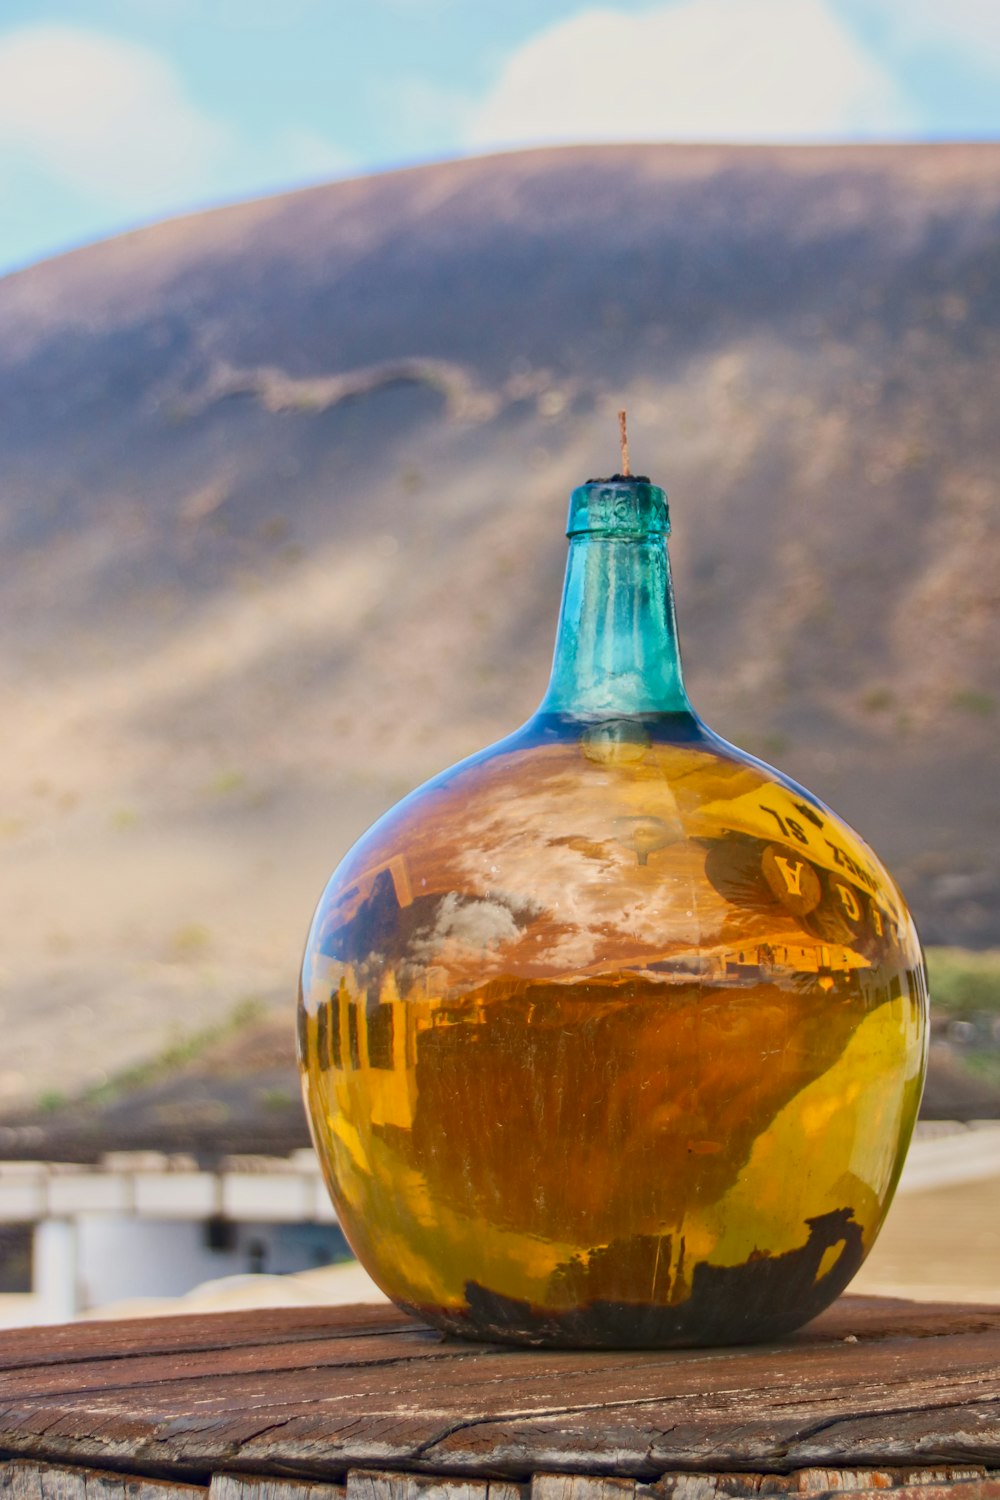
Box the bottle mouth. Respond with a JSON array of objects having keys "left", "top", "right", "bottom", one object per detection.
[{"left": 566, "top": 478, "right": 670, "bottom": 539}]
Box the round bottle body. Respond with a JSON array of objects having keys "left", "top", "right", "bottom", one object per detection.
[{"left": 299, "top": 713, "right": 926, "bottom": 1347}]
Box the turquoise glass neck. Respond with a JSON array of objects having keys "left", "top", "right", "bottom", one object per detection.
[{"left": 539, "top": 478, "right": 693, "bottom": 719}]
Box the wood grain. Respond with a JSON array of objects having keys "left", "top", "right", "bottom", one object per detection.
[
  {"left": 641, "top": 1470, "right": 995, "bottom": 1494},
  {"left": 0, "top": 1459, "right": 203, "bottom": 1500},
  {"left": 210, "top": 1474, "right": 345, "bottom": 1500},
  {"left": 639, "top": 1468, "right": 1000, "bottom": 1497},
  {"left": 0, "top": 1307, "right": 413, "bottom": 1375},
  {"left": 532, "top": 1475, "right": 636, "bottom": 1500},
  {"left": 0, "top": 1299, "right": 997, "bottom": 1485},
  {"left": 345, "top": 1470, "right": 516, "bottom": 1500}
]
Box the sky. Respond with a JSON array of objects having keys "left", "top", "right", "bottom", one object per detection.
[{"left": 2, "top": 0, "right": 1000, "bottom": 276}]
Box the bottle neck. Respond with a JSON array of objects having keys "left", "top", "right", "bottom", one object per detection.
[{"left": 538, "top": 479, "right": 692, "bottom": 719}]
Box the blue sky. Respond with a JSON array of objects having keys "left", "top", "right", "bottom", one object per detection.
[{"left": 2, "top": 0, "right": 1000, "bottom": 276}]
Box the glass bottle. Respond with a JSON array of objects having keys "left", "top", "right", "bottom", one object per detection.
[{"left": 298, "top": 472, "right": 927, "bottom": 1347}]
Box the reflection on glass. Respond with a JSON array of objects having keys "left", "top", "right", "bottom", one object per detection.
[{"left": 300, "top": 717, "right": 926, "bottom": 1346}]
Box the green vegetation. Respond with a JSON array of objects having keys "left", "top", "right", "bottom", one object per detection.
[
  {"left": 168, "top": 921, "right": 213, "bottom": 959},
  {"left": 926, "top": 947, "right": 1000, "bottom": 1017},
  {"left": 81, "top": 996, "right": 267, "bottom": 1108},
  {"left": 260, "top": 1086, "right": 295, "bottom": 1112},
  {"left": 861, "top": 686, "right": 894, "bottom": 713},
  {"left": 205, "top": 768, "right": 247, "bottom": 797},
  {"left": 964, "top": 1052, "right": 1000, "bottom": 1090},
  {"left": 952, "top": 690, "right": 996, "bottom": 717},
  {"left": 757, "top": 732, "right": 790, "bottom": 758}
]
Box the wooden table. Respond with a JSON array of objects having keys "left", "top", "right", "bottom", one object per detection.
[{"left": 2, "top": 1298, "right": 999, "bottom": 1500}]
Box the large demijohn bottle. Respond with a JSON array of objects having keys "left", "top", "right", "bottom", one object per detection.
[{"left": 298, "top": 456, "right": 927, "bottom": 1347}]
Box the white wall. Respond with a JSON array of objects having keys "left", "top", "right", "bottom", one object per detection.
[{"left": 33, "top": 1215, "right": 348, "bottom": 1317}]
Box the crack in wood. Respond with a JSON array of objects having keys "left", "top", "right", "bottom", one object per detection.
[
  {"left": 5, "top": 1348, "right": 504, "bottom": 1408},
  {"left": 411, "top": 1398, "right": 724, "bottom": 1464},
  {"left": 2, "top": 1301, "right": 999, "bottom": 1488},
  {"left": 773, "top": 1398, "right": 1000, "bottom": 1460},
  {"left": 0, "top": 1318, "right": 422, "bottom": 1378}
]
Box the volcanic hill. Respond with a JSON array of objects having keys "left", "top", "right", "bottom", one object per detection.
[{"left": 1, "top": 143, "right": 999, "bottom": 1112}]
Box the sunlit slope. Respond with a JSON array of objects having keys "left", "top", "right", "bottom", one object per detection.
[{"left": 0, "top": 143, "right": 997, "bottom": 1108}]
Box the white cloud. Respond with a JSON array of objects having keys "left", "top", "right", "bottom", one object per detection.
[
  {"left": 0, "top": 25, "right": 229, "bottom": 210},
  {"left": 468, "top": 0, "right": 911, "bottom": 148},
  {"left": 409, "top": 894, "right": 523, "bottom": 968},
  {"left": 0, "top": 22, "right": 352, "bottom": 252}
]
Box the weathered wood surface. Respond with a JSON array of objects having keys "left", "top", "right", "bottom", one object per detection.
[
  {"left": 0, "top": 1299, "right": 999, "bottom": 1485},
  {"left": 211, "top": 1475, "right": 345, "bottom": 1500},
  {"left": 3, "top": 1466, "right": 1000, "bottom": 1500},
  {"left": 0, "top": 1457, "right": 204, "bottom": 1498},
  {"left": 1, "top": 1463, "right": 1000, "bottom": 1500}
]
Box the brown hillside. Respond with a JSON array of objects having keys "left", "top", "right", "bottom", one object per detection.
[{"left": 1, "top": 143, "right": 998, "bottom": 1109}]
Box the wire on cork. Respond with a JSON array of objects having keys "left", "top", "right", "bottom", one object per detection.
[{"left": 618, "top": 408, "right": 631, "bottom": 477}]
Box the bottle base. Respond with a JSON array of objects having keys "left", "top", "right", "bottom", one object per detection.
[{"left": 395, "top": 1205, "right": 866, "bottom": 1349}]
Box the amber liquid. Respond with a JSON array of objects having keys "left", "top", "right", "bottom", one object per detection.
[{"left": 300, "top": 716, "right": 926, "bottom": 1345}]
